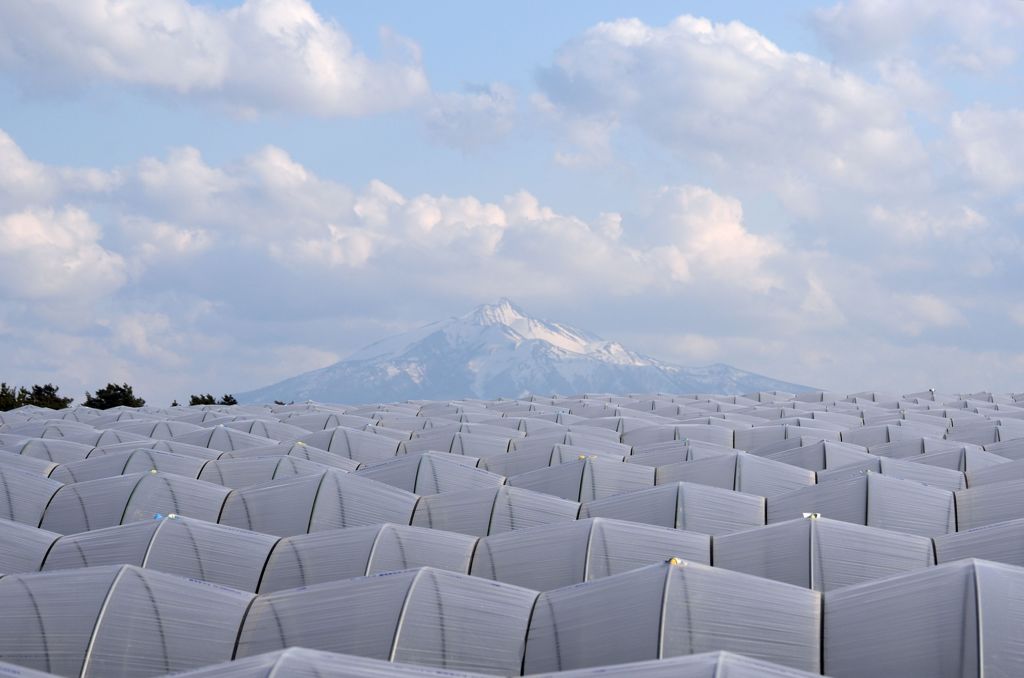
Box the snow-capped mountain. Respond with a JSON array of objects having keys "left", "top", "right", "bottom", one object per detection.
[{"left": 236, "top": 299, "right": 810, "bottom": 403}]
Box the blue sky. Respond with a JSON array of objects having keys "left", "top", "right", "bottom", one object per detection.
[{"left": 1, "top": 0, "right": 1023, "bottom": 404}]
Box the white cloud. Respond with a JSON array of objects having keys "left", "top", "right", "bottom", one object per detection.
[
  {"left": 539, "top": 15, "right": 927, "bottom": 192},
  {"left": 270, "top": 224, "right": 375, "bottom": 268},
  {"left": 426, "top": 83, "right": 516, "bottom": 150},
  {"left": 812, "top": 0, "right": 1024, "bottom": 71},
  {"left": 0, "top": 129, "right": 51, "bottom": 205},
  {"left": 951, "top": 107, "right": 1024, "bottom": 194},
  {"left": 2, "top": 126, "right": 1022, "bottom": 401},
  {"left": 0, "top": 129, "right": 120, "bottom": 209},
  {"left": 647, "top": 186, "right": 781, "bottom": 290},
  {"left": 868, "top": 204, "right": 988, "bottom": 241},
  {"left": 111, "top": 312, "right": 185, "bottom": 365},
  {"left": 800, "top": 274, "right": 847, "bottom": 328},
  {"left": 0, "top": 0, "right": 429, "bottom": 116},
  {"left": 0, "top": 206, "right": 127, "bottom": 301},
  {"left": 894, "top": 293, "right": 966, "bottom": 335},
  {"left": 121, "top": 217, "right": 213, "bottom": 268}
]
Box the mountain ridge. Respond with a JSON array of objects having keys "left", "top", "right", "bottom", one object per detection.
[{"left": 236, "top": 299, "right": 811, "bottom": 403}]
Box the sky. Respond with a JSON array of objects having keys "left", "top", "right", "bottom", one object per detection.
[{"left": 1, "top": 0, "right": 1023, "bottom": 405}]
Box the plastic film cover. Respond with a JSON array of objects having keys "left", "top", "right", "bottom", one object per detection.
[
  {"left": 934, "top": 518, "right": 1024, "bottom": 567},
  {"left": 472, "top": 517, "right": 710, "bottom": 591},
  {"left": 39, "top": 474, "right": 140, "bottom": 534},
  {"left": 526, "top": 650, "right": 826, "bottom": 677},
  {"left": 259, "top": 523, "right": 476, "bottom": 592},
  {"left": 170, "top": 426, "right": 270, "bottom": 452},
  {"left": 84, "top": 565, "right": 253, "bottom": 677},
  {"left": 43, "top": 520, "right": 160, "bottom": 571},
  {"left": 715, "top": 517, "right": 934, "bottom": 591},
  {"left": 0, "top": 468, "right": 62, "bottom": 526},
  {"left": 0, "top": 518, "right": 59, "bottom": 573},
  {"left": 120, "top": 473, "right": 231, "bottom": 526},
  {"left": 297, "top": 427, "right": 400, "bottom": 463},
  {"left": 582, "top": 482, "right": 765, "bottom": 535},
  {"left": 0, "top": 450, "right": 60, "bottom": 476},
  {"left": 824, "top": 560, "right": 980, "bottom": 678},
  {"left": 197, "top": 457, "right": 326, "bottom": 488},
  {"left": 142, "top": 516, "right": 277, "bottom": 591},
  {"left": 218, "top": 472, "right": 322, "bottom": 536},
  {"left": 956, "top": 479, "right": 1024, "bottom": 530},
  {"left": 390, "top": 568, "right": 537, "bottom": 673},
  {"left": 524, "top": 562, "right": 820, "bottom": 673},
  {"left": 877, "top": 457, "right": 965, "bottom": 490},
  {"left": 171, "top": 647, "right": 491, "bottom": 676},
  {"left": 0, "top": 566, "right": 119, "bottom": 676},
  {"left": 356, "top": 453, "right": 503, "bottom": 495},
  {"left": 508, "top": 458, "right": 653, "bottom": 502},
  {"left": 769, "top": 476, "right": 869, "bottom": 527},
  {"left": 218, "top": 442, "right": 362, "bottom": 472},
  {"left": 412, "top": 486, "right": 579, "bottom": 537},
  {"left": 965, "top": 457, "right": 1024, "bottom": 487},
  {"left": 308, "top": 471, "right": 419, "bottom": 532}
]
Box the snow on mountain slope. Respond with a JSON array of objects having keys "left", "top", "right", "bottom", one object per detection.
[{"left": 236, "top": 299, "right": 811, "bottom": 403}]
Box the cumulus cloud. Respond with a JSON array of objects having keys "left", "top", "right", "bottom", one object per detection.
[
  {"left": 647, "top": 186, "right": 781, "bottom": 290},
  {"left": 0, "top": 206, "right": 127, "bottom": 301},
  {"left": 0, "top": 129, "right": 120, "bottom": 209},
  {"left": 121, "top": 217, "right": 213, "bottom": 269},
  {"left": 812, "top": 0, "right": 1024, "bottom": 71},
  {"left": 111, "top": 312, "right": 186, "bottom": 365},
  {"left": 0, "top": 0, "right": 428, "bottom": 116},
  {"left": 0, "top": 124, "right": 1019, "bottom": 401},
  {"left": 868, "top": 204, "right": 988, "bottom": 241},
  {"left": 537, "top": 15, "right": 927, "bottom": 193},
  {"left": 894, "top": 293, "right": 966, "bottom": 336},
  {"left": 951, "top": 107, "right": 1024, "bottom": 194}
]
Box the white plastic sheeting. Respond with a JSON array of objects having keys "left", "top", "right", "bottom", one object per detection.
[
  {"left": 216, "top": 441, "right": 362, "bottom": 472},
  {"left": 527, "top": 650, "right": 827, "bottom": 677},
  {"left": 934, "top": 518, "right": 1024, "bottom": 567},
  {"left": 259, "top": 523, "right": 477, "bottom": 592},
  {"left": 0, "top": 565, "right": 253, "bottom": 677},
  {"left": 197, "top": 456, "right": 330, "bottom": 487},
  {"left": 524, "top": 561, "right": 821, "bottom": 673},
  {"left": 169, "top": 426, "right": 271, "bottom": 452},
  {"left": 39, "top": 472, "right": 231, "bottom": 534},
  {"left": 42, "top": 516, "right": 278, "bottom": 591},
  {"left": 237, "top": 567, "right": 537, "bottom": 675},
  {"left": 581, "top": 482, "right": 766, "bottom": 535},
  {"left": 411, "top": 485, "right": 580, "bottom": 536},
  {"left": 218, "top": 469, "right": 418, "bottom": 536},
  {"left": 767, "top": 473, "right": 956, "bottom": 537},
  {"left": 354, "top": 452, "right": 505, "bottom": 494},
  {"left": 714, "top": 515, "right": 934, "bottom": 590},
  {"left": 823, "top": 559, "right": 1024, "bottom": 678},
  {"left": 0, "top": 518, "right": 59, "bottom": 573},
  {"left": 0, "top": 468, "right": 62, "bottom": 525},
  {"left": 479, "top": 443, "right": 625, "bottom": 477},
  {"left": 297, "top": 427, "right": 401, "bottom": 463},
  {"left": 471, "top": 517, "right": 710, "bottom": 590},
  {"left": 172, "top": 648, "right": 491, "bottom": 676},
  {"left": 507, "top": 457, "right": 653, "bottom": 502},
  {"left": 654, "top": 452, "right": 815, "bottom": 498},
  {"left": 3, "top": 390, "right": 1024, "bottom": 676},
  {"left": 955, "top": 479, "right": 1024, "bottom": 530},
  {"left": 48, "top": 449, "right": 209, "bottom": 484}
]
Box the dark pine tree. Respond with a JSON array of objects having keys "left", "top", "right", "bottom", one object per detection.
[{"left": 83, "top": 383, "right": 145, "bottom": 409}]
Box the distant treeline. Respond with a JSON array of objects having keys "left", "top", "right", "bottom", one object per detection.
[{"left": 0, "top": 382, "right": 239, "bottom": 411}]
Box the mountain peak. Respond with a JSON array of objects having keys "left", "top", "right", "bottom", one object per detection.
[
  {"left": 237, "top": 300, "right": 810, "bottom": 403},
  {"left": 465, "top": 298, "right": 528, "bottom": 326}
]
